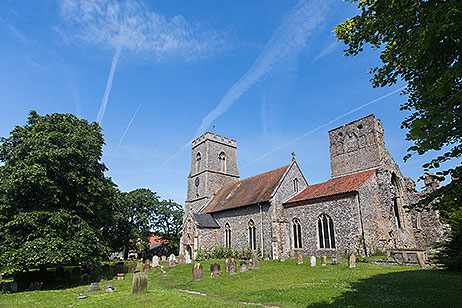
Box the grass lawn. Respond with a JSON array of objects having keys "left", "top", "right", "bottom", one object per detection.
[{"left": 1, "top": 259, "right": 461, "bottom": 307}]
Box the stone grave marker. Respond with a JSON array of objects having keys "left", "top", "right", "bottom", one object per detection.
[
  {"left": 321, "top": 256, "right": 327, "bottom": 266},
  {"left": 251, "top": 253, "right": 261, "bottom": 269},
  {"left": 145, "top": 260, "right": 151, "bottom": 267},
  {"left": 169, "top": 259, "right": 176, "bottom": 268},
  {"left": 72, "top": 267, "right": 81, "bottom": 277},
  {"left": 297, "top": 254, "right": 303, "bottom": 265},
  {"left": 102, "top": 264, "right": 110, "bottom": 272},
  {"left": 169, "top": 254, "right": 176, "bottom": 262},
  {"left": 228, "top": 259, "right": 237, "bottom": 275},
  {"left": 28, "top": 281, "right": 42, "bottom": 291},
  {"left": 104, "top": 284, "right": 115, "bottom": 292},
  {"left": 79, "top": 273, "right": 90, "bottom": 285},
  {"left": 114, "top": 262, "right": 124, "bottom": 274},
  {"left": 116, "top": 273, "right": 125, "bottom": 280},
  {"left": 132, "top": 272, "right": 148, "bottom": 295},
  {"left": 310, "top": 256, "right": 316, "bottom": 267},
  {"left": 88, "top": 282, "right": 100, "bottom": 292},
  {"left": 62, "top": 270, "right": 71, "bottom": 283},
  {"left": 55, "top": 266, "right": 64, "bottom": 278},
  {"left": 161, "top": 255, "right": 166, "bottom": 262},
  {"left": 240, "top": 260, "right": 248, "bottom": 272},
  {"left": 192, "top": 263, "right": 203, "bottom": 281},
  {"left": 128, "top": 263, "right": 137, "bottom": 274},
  {"left": 348, "top": 252, "right": 356, "bottom": 268},
  {"left": 330, "top": 258, "right": 341, "bottom": 266},
  {"left": 143, "top": 264, "right": 151, "bottom": 272},
  {"left": 137, "top": 260, "right": 143, "bottom": 268},
  {"left": 416, "top": 252, "right": 426, "bottom": 269},
  {"left": 152, "top": 256, "right": 159, "bottom": 267},
  {"left": 225, "top": 258, "right": 231, "bottom": 273},
  {"left": 97, "top": 275, "right": 107, "bottom": 282},
  {"left": 210, "top": 262, "right": 221, "bottom": 278},
  {"left": 177, "top": 254, "right": 185, "bottom": 264}
]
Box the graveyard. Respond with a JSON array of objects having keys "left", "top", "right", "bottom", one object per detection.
[{"left": 1, "top": 257, "right": 460, "bottom": 308}]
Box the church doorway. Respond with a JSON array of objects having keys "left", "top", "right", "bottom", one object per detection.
[{"left": 185, "top": 245, "right": 193, "bottom": 263}]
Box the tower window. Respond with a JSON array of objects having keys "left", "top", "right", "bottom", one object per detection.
[
  {"left": 196, "top": 153, "right": 201, "bottom": 173},
  {"left": 293, "top": 218, "right": 302, "bottom": 249},
  {"left": 248, "top": 219, "right": 256, "bottom": 250},
  {"left": 225, "top": 223, "right": 231, "bottom": 248},
  {"left": 318, "top": 214, "right": 336, "bottom": 249},
  {"left": 219, "top": 152, "right": 226, "bottom": 172},
  {"left": 293, "top": 178, "right": 299, "bottom": 193}
]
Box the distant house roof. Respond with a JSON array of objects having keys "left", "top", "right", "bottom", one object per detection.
[
  {"left": 148, "top": 235, "right": 169, "bottom": 244},
  {"left": 201, "top": 164, "right": 290, "bottom": 214},
  {"left": 193, "top": 213, "right": 220, "bottom": 228},
  {"left": 284, "top": 169, "right": 377, "bottom": 207}
]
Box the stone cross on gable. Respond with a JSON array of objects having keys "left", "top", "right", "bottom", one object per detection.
[{"left": 291, "top": 152, "right": 296, "bottom": 161}]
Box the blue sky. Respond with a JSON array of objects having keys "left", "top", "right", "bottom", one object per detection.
[{"left": 0, "top": 0, "right": 447, "bottom": 204}]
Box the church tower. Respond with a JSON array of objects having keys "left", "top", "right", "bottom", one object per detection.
[{"left": 185, "top": 132, "right": 240, "bottom": 216}]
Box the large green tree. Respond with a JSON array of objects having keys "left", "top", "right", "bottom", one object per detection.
[
  {"left": 335, "top": 0, "right": 461, "bottom": 269},
  {"left": 0, "top": 111, "right": 116, "bottom": 273},
  {"left": 151, "top": 199, "right": 184, "bottom": 254}
]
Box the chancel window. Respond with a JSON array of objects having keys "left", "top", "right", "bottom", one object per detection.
[
  {"left": 391, "top": 173, "right": 402, "bottom": 229},
  {"left": 293, "top": 178, "right": 300, "bottom": 193},
  {"left": 318, "top": 214, "right": 336, "bottom": 249},
  {"left": 225, "top": 223, "right": 231, "bottom": 248},
  {"left": 196, "top": 153, "right": 201, "bottom": 173},
  {"left": 248, "top": 219, "right": 257, "bottom": 250},
  {"left": 293, "top": 218, "right": 302, "bottom": 249},
  {"left": 219, "top": 152, "right": 226, "bottom": 172}
]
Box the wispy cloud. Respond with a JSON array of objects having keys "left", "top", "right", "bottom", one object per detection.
[
  {"left": 312, "top": 41, "right": 340, "bottom": 62},
  {"left": 241, "top": 87, "right": 406, "bottom": 168},
  {"left": 110, "top": 102, "right": 142, "bottom": 161}
]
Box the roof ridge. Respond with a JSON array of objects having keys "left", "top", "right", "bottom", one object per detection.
[{"left": 232, "top": 164, "right": 290, "bottom": 185}]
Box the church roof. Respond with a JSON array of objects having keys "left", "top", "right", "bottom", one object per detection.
[
  {"left": 193, "top": 213, "right": 220, "bottom": 228},
  {"left": 201, "top": 164, "right": 290, "bottom": 214},
  {"left": 284, "top": 168, "right": 377, "bottom": 207}
]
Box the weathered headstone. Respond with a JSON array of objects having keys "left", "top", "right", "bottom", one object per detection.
[
  {"left": 416, "top": 252, "right": 426, "bottom": 269},
  {"left": 321, "top": 256, "right": 327, "bottom": 266},
  {"left": 79, "top": 273, "right": 90, "bottom": 285},
  {"left": 177, "top": 254, "right": 185, "bottom": 264},
  {"left": 55, "top": 266, "right": 64, "bottom": 278},
  {"left": 152, "top": 256, "right": 159, "bottom": 267},
  {"left": 143, "top": 264, "right": 151, "bottom": 272},
  {"left": 297, "top": 254, "right": 303, "bottom": 265},
  {"left": 128, "top": 263, "right": 137, "bottom": 274},
  {"left": 210, "top": 262, "right": 221, "bottom": 278},
  {"left": 240, "top": 260, "right": 249, "bottom": 272},
  {"left": 114, "top": 261, "right": 124, "bottom": 274},
  {"left": 310, "top": 256, "right": 316, "bottom": 267},
  {"left": 28, "top": 281, "right": 42, "bottom": 291},
  {"left": 330, "top": 258, "right": 341, "bottom": 266},
  {"left": 132, "top": 272, "right": 148, "bottom": 295},
  {"left": 348, "top": 252, "right": 356, "bottom": 268},
  {"left": 116, "top": 273, "right": 125, "bottom": 280},
  {"left": 10, "top": 282, "right": 18, "bottom": 292},
  {"left": 88, "top": 282, "right": 100, "bottom": 292},
  {"left": 251, "top": 253, "right": 261, "bottom": 269},
  {"left": 225, "top": 258, "right": 231, "bottom": 273},
  {"left": 72, "top": 267, "right": 81, "bottom": 276},
  {"left": 137, "top": 260, "right": 143, "bottom": 268},
  {"left": 169, "top": 259, "right": 176, "bottom": 268},
  {"left": 161, "top": 255, "right": 166, "bottom": 262},
  {"left": 169, "top": 254, "right": 176, "bottom": 262},
  {"left": 102, "top": 264, "right": 110, "bottom": 272},
  {"left": 97, "top": 275, "right": 107, "bottom": 282},
  {"left": 228, "top": 259, "right": 237, "bottom": 275},
  {"left": 104, "top": 284, "right": 115, "bottom": 292},
  {"left": 192, "top": 263, "right": 203, "bottom": 281}
]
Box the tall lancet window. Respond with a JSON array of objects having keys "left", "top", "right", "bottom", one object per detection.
[
  {"left": 391, "top": 173, "right": 402, "bottom": 229},
  {"left": 293, "top": 178, "right": 300, "bottom": 193},
  {"left": 318, "top": 214, "right": 336, "bottom": 249},
  {"left": 219, "top": 152, "right": 226, "bottom": 172},
  {"left": 196, "top": 152, "right": 201, "bottom": 173},
  {"left": 225, "top": 223, "right": 231, "bottom": 248},
  {"left": 293, "top": 218, "right": 302, "bottom": 249},
  {"left": 248, "top": 219, "right": 257, "bottom": 250}
]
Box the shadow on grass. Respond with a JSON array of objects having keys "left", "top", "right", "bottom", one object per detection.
[{"left": 307, "top": 268, "right": 462, "bottom": 308}]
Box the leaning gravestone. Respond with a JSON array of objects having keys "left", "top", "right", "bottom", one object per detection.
[
  {"left": 79, "top": 273, "right": 90, "bottom": 285},
  {"left": 310, "top": 256, "right": 316, "bottom": 267},
  {"left": 102, "top": 264, "right": 110, "bottom": 272},
  {"left": 228, "top": 259, "right": 237, "bottom": 275},
  {"left": 348, "top": 252, "right": 356, "bottom": 268},
  {"left": 72, "top": 267, "right": 81, "bottom": 277},
  {"left": 128, "top": 263, "right": 137, "bottom": 274},
  {"left": 169, "top": 259, "right": 176, "bottom": 268},
  {"left": 297, "top": 254, "right": 303, "bottom": 265},
  {"left": 210, "top": 262, "right": 221, "bottom": 278},
  {"left": 161, "top": 256, "right": 166, "bottom": 262},
  {"left": 152, "top": 256, "right": 159, "bottom": 267},
  {"left": 143, "top": 264, "right": 151, "bottom": 273},
  {"left": 132, "top": 272, "right": 148, "bottom": 295},
  {"left": 192, "top": 263, "right": 203, "bottom": 281},
  {"left": 416, "top": 252, "right": 426, "bottom": 269},
  {"left": 321, "top": 256, "right": 327, "bottom": 266},
  {"left": 225, "top": 258, "right": 231, "bottom": 273}
]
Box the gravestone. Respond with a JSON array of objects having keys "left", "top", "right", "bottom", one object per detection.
[
  {"left": 297, "top": 254, "right": 303, "bottom": 265},
  {"left": 192, "top": 263, "right": 203, "bottom": 281},
  {"left": 177, "top": 254, "right": 185, "bottom": 264},
  {"left": 240, "top": 261, "right": 249, "bottom": 272},
  {"left": 79, "top": 273, "right": 90, "bottom": 285},
  {"left": 132, "top": 272, "right": 148, "bottom": 295},
  {"left": 152, "top": 256, "right": 159, "bottom": 267},
  {"left": 225, "top": 258, "right": 231, "bottom": 273},
  {"left": 55, "top": 266, "right": 64, "bottom": 278},
  {"left": 28, "top": 281, "right": 42, "bottom": 291},
  {"left": 97, "top": 275, "right": 107, "bottom": 282},
  {"left": 321, "top": 256, "right": 327, "bottom": 266},
  {"left": 161, "top": 256, "right": 166, "bottom": 262},
  {"left": 348, "top": 252, "right": 356, "bottom": 268},
  {"left": 128, "top": 263, "right": 137, "bottom": 274},
  {"left": 104, "top": 284, "right": 115, "bottom": 292},
  {"left": 251, "top": 253, "right": 261, "bottom": 270},
  {"left": 114, "top": 261, "right": 124, "bottom": 274},
  {"left": 416, "top": 252, "right": 426, "bottom": 269},
  {"left": 310, "top": 256, "right": 316, "bottom": 267},
  {"left": 228, "top": 259, "right": 237, "bottom": 275},
  {"left": 88, "top": 282, "right": 100, "bottom": 292},
  {"left": 102, "top": 264, "right": 110, "bottom": 272},
  {"left": 137, "top": 260, "right": 143, "bottom": 268},
  {"left": 116, "top": 273, "right": 125, "bottom": 280},
  {"left": 10, "top": 282, "right": 18, "bottom": 292},
  {"left": 62, "top": 270, "right": 71, "bottom": 283},
  {"left": 143, "top": 264, "right": 151, "bottom": 272},
  {"left": 210, "top": 262, "right": 221, "bottom": 278},
  {"left": 169, "top": 259, "right": 176, "bottom": 268},
  {"left": 169, "top": 254, "right": 176, "bottom": 262},
  {"left": 145, "top": 260, "right": 151, "bottom": 268},
  {"left": 72, "top": 267, "right": 81, "bottom": 276},
  {"left": 330, "top": 258, "right": 341, "bottom": 266}
]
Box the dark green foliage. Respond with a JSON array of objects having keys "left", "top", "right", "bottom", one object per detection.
[
  {"left": 151, "top": 199, "right": 184, "bottom": 254},
  {"left": 336, "top": 0, "right": 462, "bottom": 270},
  {"left": 0, "top": 111, "right": 116, "bottom": 273}
]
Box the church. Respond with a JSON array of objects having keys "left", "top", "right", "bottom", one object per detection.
[{"left": 180, "top": 115, "right": 446, "bottom": 262}]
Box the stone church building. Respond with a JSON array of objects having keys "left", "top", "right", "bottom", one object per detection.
[{"left": 180, "top": 115, "right": 445, "bottom": 262}]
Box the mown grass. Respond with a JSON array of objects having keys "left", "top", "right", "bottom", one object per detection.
[{"left": 1, "top": 259, "right": 461, "bottom": 307}]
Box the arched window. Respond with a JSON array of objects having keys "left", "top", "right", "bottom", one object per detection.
[
  {"left": 293, "top": 218, "right": 302, "bottom": 249},
  {"left": 391, "top": 173, "right": 402, "bottom": 229},
  {"left": 293, "top": 178, "right": 299, "bottom": 193},
  {"left": 248, "top": 219, "right": 257, "bottom": 250},
  {"left": 219, "top": 152, "right": 226, "bottom": 172},
  {"left": 318, "top": 214, "right": 336, "bottom": 249},
  {"left": 225, "top": 223, "right": 231, "bottom": 248},
  {"left": 196, "top": 153, "right": 201, "bottom": 173}
]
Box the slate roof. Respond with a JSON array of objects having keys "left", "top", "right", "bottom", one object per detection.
[
  {"left": 201, "top": 164, "right": 290, "bottom": 214},
  {"left": 284, "top": 169, "right": 377, "bottom": 207},
  {"left": 193, "top": 213, "right": 220, "bottom": 228}
]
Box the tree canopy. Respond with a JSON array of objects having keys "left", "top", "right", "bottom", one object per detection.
[{"left": 0, "top": 111, "right": 116, "bottom": 272}]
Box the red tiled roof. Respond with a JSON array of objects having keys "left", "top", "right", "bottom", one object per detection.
[
  {"left": 148, "top": 236, "right": 169, "bottom": 244},
  {"left": 201, "top": 164, "right": 290, "bottom": 214},
  {"left": 284, "top": 169, "right": 377, "bottom": 207}
]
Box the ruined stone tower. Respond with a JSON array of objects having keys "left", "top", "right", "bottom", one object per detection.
[
  {"left": 185, "top": 132, "right": 240, "bottom": 216},
  {"left": 329, "top": 114, "right": 388, "bottom": 177}
]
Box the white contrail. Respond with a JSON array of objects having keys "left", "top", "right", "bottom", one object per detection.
[
  {"left": 110, "top": 102, "right": 142, "bottom": 162},
  {"left": 96, "top": 45, "right": 122, "bottom": 124},
  {"left": 193, "top": 0, "right": 331, "bottom": 137},
  {"left": 241, "top": 87, "right": 406, "bottom": 168}
]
